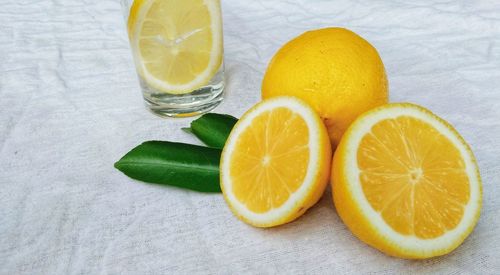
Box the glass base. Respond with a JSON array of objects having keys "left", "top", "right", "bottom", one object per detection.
[
  {"left": 144, "top": 88, "right": 224, "bottom": 118},
  {"left": 140, "top": 68, "right": 225, "bottom": 118}
]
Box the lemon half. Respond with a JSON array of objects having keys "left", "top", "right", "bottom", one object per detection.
[
  {"left": 221, "top": 97, "right": 332, "bottom": 227},
  {"left": 333, "top": 103, "right": 482, "bottom": 258}
]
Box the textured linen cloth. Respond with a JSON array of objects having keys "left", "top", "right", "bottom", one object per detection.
[{"left": 1, "top": 0, "right": 499, "bottom": 274}]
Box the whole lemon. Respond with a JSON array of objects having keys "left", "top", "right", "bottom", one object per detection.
[{"left": 262, "top": 27, "right": 388, "bottom": 146}]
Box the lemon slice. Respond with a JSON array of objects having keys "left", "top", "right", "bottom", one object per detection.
[
  {"left": 332, "top": 103, "right": 482, "bottom": 258},
  {"left": 128, "top": 0, "right": 223, "bottom": 94},
  {"left": 220, "top": 97, "right": 332, "bottom": 227}
]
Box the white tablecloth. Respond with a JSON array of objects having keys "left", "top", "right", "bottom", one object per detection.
[{"left": 1, "top": 0, "right": 499, "bottom": 274}]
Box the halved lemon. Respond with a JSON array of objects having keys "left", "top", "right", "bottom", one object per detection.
[
  {"left": 221, "top": 97, "right": 332, "bottom": 227},
  {"left": 127, "top": 0, "right": 223, "bottom": 94},
  {"left": 332, "top": 103, "right": 482, "bottom": 259}
]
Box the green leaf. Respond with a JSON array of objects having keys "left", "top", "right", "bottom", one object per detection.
[
  {"left": 188, "top": 113, "right": 238, "bottom": 149},
  {"left": 114, "top": 141, "right": 221, "bottom": 192}
]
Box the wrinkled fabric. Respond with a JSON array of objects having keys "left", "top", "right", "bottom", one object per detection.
[{"left": 1, "top": 0, "right": 499, "bottom": 274}]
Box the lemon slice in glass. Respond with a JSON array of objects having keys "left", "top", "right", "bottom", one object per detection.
[{"left": 127, "top": 0, "right": 223, "bottom": 94}]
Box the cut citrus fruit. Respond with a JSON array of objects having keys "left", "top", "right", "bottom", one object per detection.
[
  {"left": 127, "top": 0, "right": 223, "bottom": 94},
  {"left": 221, "top": 97, "right": 332, "bottom": 227},
  {"left": 332, "top": 103, "right": 482, "bottom": 259}
]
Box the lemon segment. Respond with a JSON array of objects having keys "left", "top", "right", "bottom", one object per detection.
[{"left": 128, "top": 0, "right": 223, "bottom": 94}]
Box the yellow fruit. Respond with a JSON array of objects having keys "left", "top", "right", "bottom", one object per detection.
[
  {"left": 220, "top": 97, "right": 332, "bottom": 227},
  {"left": 332, "top": 103, "right": 482, "bottom": 259},
  {"left": 262, "top": 27, "right": 388, "bottom": 147},
  {"left": 127, "top": 0, "right": 223, "bottom": 94}
]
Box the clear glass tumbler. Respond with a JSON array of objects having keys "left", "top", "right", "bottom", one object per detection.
[{"left": 121, "top": 0, "right": 225, "bottom": 117}]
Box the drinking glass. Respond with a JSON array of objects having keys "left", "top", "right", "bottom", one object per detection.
[{"left": 121, "top": 0, "right": 225, "bottom": 117}]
